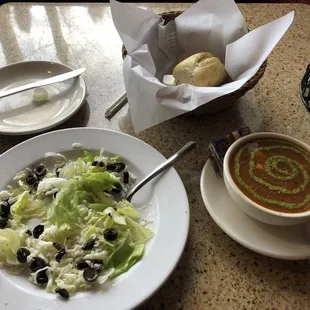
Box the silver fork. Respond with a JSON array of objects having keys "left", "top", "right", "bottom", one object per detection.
[{"left": 125, "top": 141, "right": 196, "bottom": 202}]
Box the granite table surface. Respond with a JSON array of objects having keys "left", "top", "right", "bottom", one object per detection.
[{"left": 0, "top": 2, "right": 310, "bottom": 309}]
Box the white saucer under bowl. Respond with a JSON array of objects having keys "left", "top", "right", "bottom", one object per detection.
[
  {"left": 200, "top": 159, "right": 310, "bottom": 260},
  {"left": 0, "top": 61, "right": 86, "bottom": 135}
]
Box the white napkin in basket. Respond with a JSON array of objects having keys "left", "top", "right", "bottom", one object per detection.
[{"left": 110, "top": 0, "right": 294, "bottom": 132}]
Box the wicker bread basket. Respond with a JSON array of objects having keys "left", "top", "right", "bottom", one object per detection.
[{"left": 122, "top": 11, "right": 267, "bottom": 115}]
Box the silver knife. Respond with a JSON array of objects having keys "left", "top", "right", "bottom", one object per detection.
[{"left": 0, "top": 68, "right": 86, "bottom": 99}]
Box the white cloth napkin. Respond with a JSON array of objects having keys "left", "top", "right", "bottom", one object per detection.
[{"left": 110, "top": 0, "right": 294, "bottom": 132}]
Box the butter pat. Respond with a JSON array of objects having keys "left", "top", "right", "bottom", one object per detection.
[
  {"left": 163, "top": 75, "right": 176, "bottom": 86},
  {"left": 32, "top": 87, "right": 49, "bottom": 103}
]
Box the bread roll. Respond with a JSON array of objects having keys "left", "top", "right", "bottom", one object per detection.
[{"left": 172, "top": 52, "right": 228, "bottom": 87}]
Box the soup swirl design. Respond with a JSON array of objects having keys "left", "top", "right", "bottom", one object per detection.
[{"left": 230, "top": 138, "right": 310, "bottom": 213}]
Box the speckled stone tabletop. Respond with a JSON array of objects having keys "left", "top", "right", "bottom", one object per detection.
[{"left": 1, "top": 2, "right": 310, "bottom": 309}]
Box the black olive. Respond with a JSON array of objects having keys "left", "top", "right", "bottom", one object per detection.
[
  {"left": 115, "top": 163, "right": 126, "bottom": 172},
  {"left": 82, "top": 239, "right": 96, "bottom": 250},
  {"left": 53, "top": 192, "right": 57, "bottom": 198},
  {"left": 26, "top": 173, "right": 38, "bottom": 185},
  {"left": 91, "top": 161, "right": 98, "bottom": 166},
  {"left": 33, "top": 181, "right": 39, "bottom": 191},
  {"left": 29, "top": 257, "right": 47, "bottom": 272},
  {"left": 83, "top": 267, "right": 99, "bottom": 282},
  {"left": 107, "top": 163, "right": 126, "bottom": 173},
  {"left": 36, "top": 270, "right": 48, "bottom": 285},
  {"left": 0, "top": 200, "right": 10, "bottom": 218},
  {"left": 33, "top": 225, "right": 44, "bottom": 239},
  {"left": 89, "top": 259, "right": 104, "bottom": 271},
  {"left": 123, "top": 171, "right": 129, "bottom": 184},
  {"left": 99, "top": 161, "right": 105, "bottom": 168},
  {"left": 25, "top": 229, "right": 32, "bottom": 236},
  {"left": 55, "top": 288, "right": 70, "bottom": 299},
  {"left": 55, "top": 168, "right": 61, "bottom": 177},
  {"left": 104, "top": 228, "right": 118, "bottom": 241},
  {"left": 34, "top": 164, "right": 47, "bottom": 178},
  {"left": 53, "top": 243, "right": 63, "bottom": 251},
  {"left": 76, "top": 261, "right": 89, "bottom": 270},
  {"left": 55, "top": 249, "right": 66, "bottom": 263},
  {"left": 106, "top": 163, "right": 116, "bottom": 171},
  {"left": 111, "top": 183, "right": 122, "bottom": 194},
  {"left": 0, "top": 218, "right": 8, "bottom": 229},
  {"left": 16, "top": 248, "right": 30, "bottom": 263}
]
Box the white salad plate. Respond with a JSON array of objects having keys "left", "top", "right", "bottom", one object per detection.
[
  {"left": 0, "top": 61, "right": 86, "bottom": 135},
  {"left": 0, "top": 128, "right": 190, "bottom": 310},
  {"left": 200, "top": 159, "right": 310, "bottom": 260}
]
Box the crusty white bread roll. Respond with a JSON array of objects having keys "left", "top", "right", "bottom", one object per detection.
[{"left": 172, "top": 52, "right": 228, "bottom": 87}]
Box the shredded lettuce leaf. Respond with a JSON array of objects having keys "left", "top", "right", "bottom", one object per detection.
[
  {"left": 0, "top": 228, "right": 26, "bottom": 265},
  {"left": 11, "top": 191, "right": 46, "bottom": 222},
  {"left": 82, "top": 151, "right": 94, "bottom": 163},
  {"left": 108, "top": 243, "right": 145, "bottom": 279},
  {"left": 117, "top": 200, "right": 141, "bottom": 220}
]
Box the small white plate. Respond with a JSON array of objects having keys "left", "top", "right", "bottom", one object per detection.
[
  {"left": 0, "top": 61, "right": 86, "bottom": 135},
  {"left": 0, "top": 128, "right": 189, "bottom": 310},
  {"left": 200, "top": 159, "right": 310, "bottom": 260}
]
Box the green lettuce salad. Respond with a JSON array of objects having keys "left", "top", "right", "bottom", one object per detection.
[{"left": 0, "top": 148, "right": 153, "bottom": 299}]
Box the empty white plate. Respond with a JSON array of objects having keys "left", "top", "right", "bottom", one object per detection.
[
  {"left": 0, "top": 61, "right": 86, "bottom": 135},
  {"left": 200, "top": 159, "right": 310, "bottom": 260}
]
